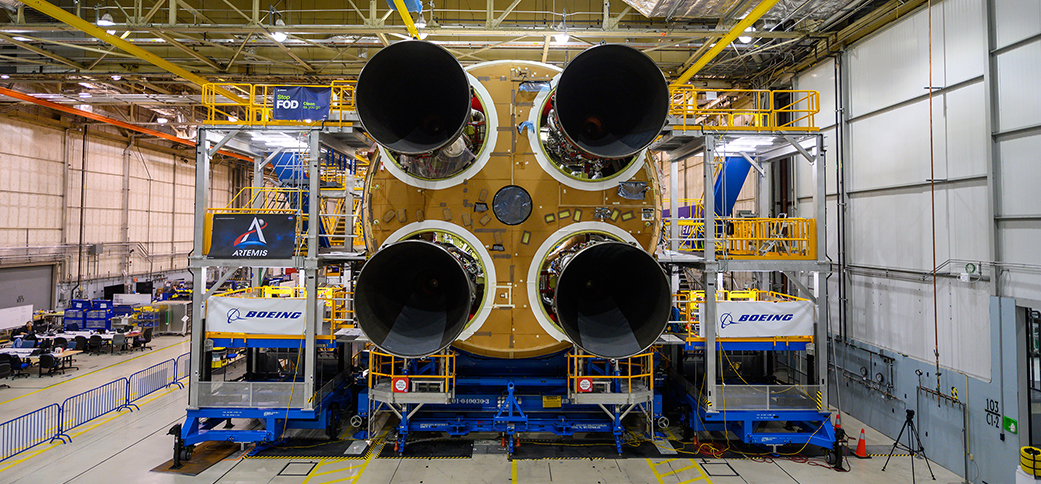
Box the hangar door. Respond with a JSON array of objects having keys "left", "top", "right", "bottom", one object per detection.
[{"left": 0, "top": 265, "right": 54, "bottom": 311}]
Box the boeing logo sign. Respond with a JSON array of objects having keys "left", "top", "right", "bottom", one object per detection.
[
  {"left": 703, "top": 301, "right": 814, "bottom": 339},
  {"left": 736, "top": 313, "right": 794, "bottom": 322},
  {"left": 720, "top": 311, "right": 794, "bottom": 328},
  {"left": 210, "top": 296, "right": 315, "bottom": 335},
  {"left": 227, "top": 307, "right": 302, "bottom": 324},
  {"left": 720, "top": 313, "right": 737, "bottom": 329},
  {"left": 208, "top": 214, "right": 295, "bottom": 259}
]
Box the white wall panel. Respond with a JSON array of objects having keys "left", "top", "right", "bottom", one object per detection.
[
  {"left": 996, "top": 41, "right": 1041, "bottom": 132},
  {"left": 795, "top": 127, "right": 837, "bottom": 200},
  {"left": 848, "top": 188, "right": 952, "bottom": 271},
  {"left": 849, "top": 97, "right": 946, "bottom": 190},
  {"left": 997, "top": 134, "right": 1041, "bottom": 217},
  {"left": 943, "top": 82, "right": 988, "bottom": 179},
  {"left": 848, "top": 6, "right": 944, "bottom": 116},
  {"left": 994, "top": 0, "right": 1041, "bottom": 50},
  {"left": 794, "top": 58, "right": 836, "bottom": 128},
  {"left": 942, "top": 0, "right": 986, "bottom": 84},
  {"left": 945, "top": 182, "right": 990, "bottom": 260}
]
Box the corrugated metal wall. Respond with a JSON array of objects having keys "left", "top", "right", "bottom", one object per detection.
[
  {"left": 795, "top": 0, "right": 1041, "bottom": 481},
  {"left": 0, "top": 115, "right": 236, "bottom": 302}
]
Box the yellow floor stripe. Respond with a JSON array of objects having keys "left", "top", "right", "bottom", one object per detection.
[
  {"left": 512, "top": 459, "right": 518, "bottom": 483},
  {"left": 0, "top": 339, "right": 188, "bottom": 406},
  {"left": 646, "top": 458, "right": 714, "bottom": 484},
  {"left": 661, "top": 463, "right": 701, "bottom": 477}
]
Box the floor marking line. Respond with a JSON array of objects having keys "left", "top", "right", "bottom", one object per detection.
[
  {"left": 661, "top": 463, "right": 702, "bottom": 477},
  {"left": 512, "top": 459, "right": 518, "bottom": 482},
  {"left": 0, "top": 339, "right": 187, "bottom": 406}
]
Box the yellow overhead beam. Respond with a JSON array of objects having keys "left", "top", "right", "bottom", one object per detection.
[
  {"left": 671, "top": 0, "right": 782, "bottom": 86},
  {"left": 19, "top": 0, "right": 245, "bottom": 103},
  {"left": 390, "top": 0, "right": 422, "bottom": 40}
]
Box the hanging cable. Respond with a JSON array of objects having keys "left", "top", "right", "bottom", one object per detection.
[{"left": 927, "top": 0, "right": 942, "bottom": 397}]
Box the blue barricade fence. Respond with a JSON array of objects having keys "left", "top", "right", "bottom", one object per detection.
[
  {"left": 61, "top": 378, "right": 130, "bottom": 433},
  {"left": 128, "top": 360, "right": 176, "bottom": 403},
  {"left": 174, "top": 352, "right": 190, "bottom": 381},
  {"left": 0, "top": 351, "right": 193, "bottom": 462},
  {"left": 0, "top": 404, "right": 65, "bottom": 461}
]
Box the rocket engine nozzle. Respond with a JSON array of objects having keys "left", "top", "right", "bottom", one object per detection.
[
  {"left": 355, "top": 240, "right": 477, "bottom": 358},
  {"left": 553, "top": 242, "right": 671, "bottom": 359},
  {"left": 355, "top": 41, "right": 472, "bottom": 155},
  {"left": 553, "top": 44, "right": 670, "bottom": 160}
]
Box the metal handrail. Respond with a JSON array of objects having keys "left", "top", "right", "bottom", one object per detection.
[
  {"left": 567, "top": 352, "right": 654, "bottom": 395},
  {"left": 668, "top": 87, "right": 819, "bottom": 132},
  {"left": 664, "top": 217, "right": 816, "bottom": 260},
  {"left": 367, "top": 350, "right": 456, "bottom": 392},
  {"left": 203, "top": 81, "right": 356, "bottom": 127}
]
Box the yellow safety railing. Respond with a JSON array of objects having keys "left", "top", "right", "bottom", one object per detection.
[
  {"left": 567, "top": 352, "right": 654, "bottom": 395},
  {"left": 664, "top": 217, "right": 816, "bottom": 260},
  {"left": 202, "top": 81, "right": 356, "bottom": 127},
  {"left": 674, "top": 292, "right": 692, "bottom": 322},
  {"left": 368, "top": 350, "right": 456, "bottom": 393},
  {"left": 669, "top": 87, "right": 819, "bottom": 132}
]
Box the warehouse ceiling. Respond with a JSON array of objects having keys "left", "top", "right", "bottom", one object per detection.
[{"left": 0, "top": 0, "right": 924, "bottom": 128}]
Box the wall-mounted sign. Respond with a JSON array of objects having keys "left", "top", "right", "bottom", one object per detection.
[
  {"left": 209, "top": 214, "right": 296, "bottom": 259},
  {"left": 272, "top": 86, "right": 331, "bottom": 121}
]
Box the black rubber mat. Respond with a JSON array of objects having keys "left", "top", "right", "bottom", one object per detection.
[
  {"left": 510, "top": 439, "right": 668, "bottom": 460},
  {"left": 248, "top": 438, "right": 371, "bottom": 459},
  {"left": 151, "top": 441, "right": 240, "bottom": 475},
  {"left": 377, "top": 438, "right": 474, "bottom": 459}
]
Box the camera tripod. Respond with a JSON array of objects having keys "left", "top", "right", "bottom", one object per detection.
[{"left": 881, "top": 409, "right": 935, "bottom": 482}]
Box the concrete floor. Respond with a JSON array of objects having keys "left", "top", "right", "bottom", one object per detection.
[{"left": 0, "top": 338, "right": 964, "bottom": 483}]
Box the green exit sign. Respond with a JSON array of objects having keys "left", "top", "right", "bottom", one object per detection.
[{"left": 1004, "top": 416, "right": 1018, "bottom": 434}]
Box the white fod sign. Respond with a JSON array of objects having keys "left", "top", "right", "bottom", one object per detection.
[
  {"left": 697, "top": 301, "right": 814, "bottom": 338},
  {"left": 207, "top": 297, "right": 324, "bottom": 335}
]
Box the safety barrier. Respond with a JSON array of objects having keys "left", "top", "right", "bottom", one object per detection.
[
  {"left": 0, "top": 351, "right": 192, "bottom": 462},
  {"left": 174, "top": 352, "right": 191, "bottom": 381},
  {"left": 0, "top": 404, "right": 65, "bottom": 461},
  {"left": 129, "top": 359, "right": 181, "bottom": 404},
  {"left": 61, "top": 378, "right": 130, "bottom": 432}
]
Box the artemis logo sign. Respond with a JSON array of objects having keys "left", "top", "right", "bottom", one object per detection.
[{"left": 232, "top": 217, "right": 268, "bottom": 257}]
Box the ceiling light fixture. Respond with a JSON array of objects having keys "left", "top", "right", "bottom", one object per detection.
[
  {"left": 269, "top": 7, "right": 288, "bottom": 42},
  {"left": 271, "top": 19, "right": 288, "bottom": 42},
  {"left": 553, "top": 8, "right": 569, "bottom": 44},
  {"left": 156, "top": 117, "right": 168, "bottom": 124},
  {"left": 97, "top": 12, "right": 116, "bottom": 35},
  {"left": 738, "top": 26, "right": 756, "bottom": 44},
  {"left": 0, "top": 74, "right": 9, "bottom": 79},
  {"left": 111, "top": 75, "right": 121, "bottom": 81}
]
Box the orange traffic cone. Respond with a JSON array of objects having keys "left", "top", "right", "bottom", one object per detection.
[
  {"left": 834, "top": 412, "right": 842, "bottom": 431},
  {"left": 854, "top": 428, "right": 870, "bottom": 459}
]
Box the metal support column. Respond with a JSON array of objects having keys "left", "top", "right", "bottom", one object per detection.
[
  {"left": 704, "top": 135, "right": 718, "bottom": 410},
  {"left": 251, "top": 154, "right": 265, "bottom": 287},
  {"left": 813, "top": 133, "right": 829, "bottom": 405},
  {"left": 670, "top": 155, "right": 681, "bottom": 294},
  {"left": 303, "top": 130, "right": 320, "bottom": 409},
  {"left": 188, "top": 127, "right": 211, "bottom": 408}
]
